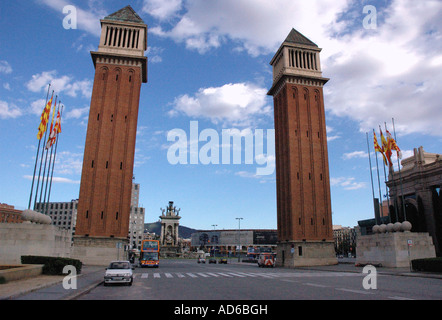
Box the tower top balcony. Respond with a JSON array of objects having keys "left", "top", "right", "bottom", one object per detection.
[
  {"left": 96, "top": 5, "right": 147, "bottom": 58},
  {"left": 268, "top": 29, "right": 329, "bottom": 95}
]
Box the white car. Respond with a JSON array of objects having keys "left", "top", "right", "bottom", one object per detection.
[{"left": 104, "top": 261, "right": 134, "bottom": 286}]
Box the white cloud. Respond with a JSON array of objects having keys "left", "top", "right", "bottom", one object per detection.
[
  {"left": 169, "top": 82, "right": 271, "bottom": 126},
  {"left": 142, "top": 0, "right": 182, "bottom": 21},
  {"left": 146, "top": 46, "right": 165, "bottom": 63},
  {"left": 0, "top": 61, "right": 12, "bottom": 74},
  {"left": 149, "top": 0, "right": 442, "bottom": 137},
  {"left": 23, "top": 175, "right": 80, "bottom": 184},
  {"left": 65, "top": 106, "right": 90, "bottom": 120},
  {"left": 149, "top": 0, "right": 348, "bottom": 55},
  {"left": 0, "top": 100, "right": 22, "bottom": 119},
  {"left": 26, "top": 71, "right": 92, "bottom": 99},
  {"left": 30, "top": 99, "right": 48, "bottom": 115},
  {"left": 331, "top": 176, "right": 366, "bottom": 190},
  {"left": 54, "top": 151, "right": 83, "bottom": 176},
  {"left": 39, "top": 0, "right": 104, "bottom": 36},
  {"left": 343, "top": 151, "right": 368, "bottom": 160}
]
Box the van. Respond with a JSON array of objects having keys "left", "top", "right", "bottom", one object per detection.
[{"left": 257, "top": 253, "right": 275, "bottom": 268}]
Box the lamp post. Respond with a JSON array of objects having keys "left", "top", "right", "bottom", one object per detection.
[{"left": 236, "top": 218, "right": 243, "bottom": 262}]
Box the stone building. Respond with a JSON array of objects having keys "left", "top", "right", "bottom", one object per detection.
[{"left": 386, "top": 146, "right": 442, "bottom": 255}]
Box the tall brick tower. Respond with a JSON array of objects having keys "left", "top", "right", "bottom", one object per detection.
[
  {"left": 73, "top": 6, "right": 147, "bottom": 265},
  {"left": 268, "top": 29, "right": 337, "bottom": 267}
]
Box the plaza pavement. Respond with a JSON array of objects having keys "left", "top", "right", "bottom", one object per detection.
[{"left": 1, "top": 259, "right": 440, "bottom": 300}]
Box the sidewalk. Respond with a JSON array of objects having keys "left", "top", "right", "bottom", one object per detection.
[
  {"left": 0, "top": 265, "right": 104, "bottom": 300},
  {"left": 296, "top": 259, "right": 442, "bottom": 280}
]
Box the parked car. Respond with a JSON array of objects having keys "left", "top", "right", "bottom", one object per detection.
[
  {"left": 219, "top": 258, "right": 228, "bottom": 264},
  {"left": 197, "top": 257, "right": 206, "bottom": 263},
  {"left": 104, "top": 261, "right": 134, "bottom": 286},
  {"left": 208, "top": 258, "right": 217, "bottom": 264}
]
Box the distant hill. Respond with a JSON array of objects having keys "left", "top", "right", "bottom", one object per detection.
[{"left": 144, "top": 222, "right": 199, "bottom": 239}]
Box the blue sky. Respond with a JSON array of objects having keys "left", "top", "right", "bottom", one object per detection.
[{"left": 1, "top": 0, "right": 441, "bottom": 231}]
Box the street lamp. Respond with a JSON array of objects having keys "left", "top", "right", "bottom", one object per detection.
[
  {"left": 236, "top": 218, "right": 243, "bottom": 262},
  {"left": 212, "top": 224, "right": 218, "bottom": 230}
]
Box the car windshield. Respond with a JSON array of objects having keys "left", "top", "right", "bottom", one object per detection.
[{"left": 108, "top": 262, "right": 130, "bottom": 269}]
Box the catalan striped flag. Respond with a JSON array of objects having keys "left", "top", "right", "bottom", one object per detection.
[
  {"left": 373, "top": 129, "right": 387, "bottom": 165},
  {"left": 379, "top": 127, "right": 393, "bottom": 167},
  {"left": 37, "top": 93, "right": 53, "bottom": 140},
  {"left": 386, "top": 128, "right": 402, "bottom": 159},
  {"left": 45, "top": 102, "right": 62, "bottom": 150}
]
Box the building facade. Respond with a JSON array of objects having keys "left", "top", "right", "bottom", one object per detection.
[
  {"left": 75, "top": 6, "right": 147, "bottom": 242},
  {"left": 386, "top": 146, "right": 442, "bottom": 255},
  {"left": 333, "top": 225, "right": 357, "bottom": 257},
  {"left": 128, "top": 183, "right": 145, "bottom": 250},
  {"left": 0, "top": 203, "right": 24, "bottom": 224},
  {"left": 191, "top": 230, "right": 277, "bottom": 256},
  {"left": 35, "top": 199, "right": 78, "bottom": 238},
  {"left": 267, "top": 29, "right": 336, "bottom": 267}
]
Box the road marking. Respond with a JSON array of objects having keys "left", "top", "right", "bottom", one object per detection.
[
  {"left": 216, "top": 273, "right": 233, "bottom": 277},
  {"left": 196, "top": 273, "right": 210, "bottom": 278},
  {"left": 186, "top": 273, "right": 198, "bottom": 278},
  {"left": 205, "top": 273, "right": 221, "bottom": 277},
  {"left": 335, "top": 288, "right": 374, "bottom": 295},
  {"left": 141, "top": 273, "right": 149, "bottom": 279},
  {"left": 280, "top": 279, "right": 300, "bottom": 283},
  {"left": 304, "top": 283, "right": 328, "bottom": 288},
  {"left": 165, "top": 273, "right": 173, "bottom": 278},
  {"left": 235, "top": 272, "right": 258, "bottom": 277},
  {"left": 153, "top": 273, "right": 161, "bottom": 278},
  {"left": 176, "top": 273, "right": 185, "bottom": 278},
  {"left": 389, "top": 296, "right": 415, "bottom": 300},
  {"left": 255, "top": 273, "right": 275, "bottom": 278},
  {"left": 227, "top": 273, "right": 246, "bottom": 278}
]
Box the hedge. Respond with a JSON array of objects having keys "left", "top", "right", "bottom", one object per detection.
[
  {"left": 21, "top": 256, "right": 82, "bottom": 275},
  {"left": 411, "top": 257, "right": 442, "bottom": 273}
]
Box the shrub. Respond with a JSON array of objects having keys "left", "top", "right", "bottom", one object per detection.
[
  {"left": 21, "top": 256, "right": 82, "bottom": 275},
  {"left": 0, "top": 276, "right": 6, "bottom": 284},
  {"left": 411, "top": 257, "right": 442, "bottom": 273}
]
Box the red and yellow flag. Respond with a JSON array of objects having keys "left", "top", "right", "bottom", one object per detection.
[
  {"left": 37, "top": 93, "right": 53, "bottom": 140},
  {"left": 373, "top": 129, "right": 387, "bottom": 165},
  {"left": 379, "top": 127, "right": 392, "bottom": 167},
  {"left": 45, "top": 102, "right": 62, "bottom": 150},
  {"left": 386, "top": 129, "right": 402, "bottom": 159}
]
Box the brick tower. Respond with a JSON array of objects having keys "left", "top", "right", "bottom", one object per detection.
[
  {"left": 73, "top": 6, "right": 147, "bottom": 265},
  {"left": 268, "top": 29, "right": 337, "bottom": 267}
]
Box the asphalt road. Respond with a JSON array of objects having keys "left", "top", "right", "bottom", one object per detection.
[{"left": 78, "top": 259, "right": 442, "bottom": 301}]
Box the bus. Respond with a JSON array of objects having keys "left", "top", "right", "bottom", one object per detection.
[{"left": 140, "top": 240, "right": 160, "bottom": 268}]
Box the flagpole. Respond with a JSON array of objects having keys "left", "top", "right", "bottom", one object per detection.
[
  {"left": 375, "top": 128, "right": 384, "bottom": 222},
  {"left": 45, "top": 103, "right": 64, "bottom": 214},
  {"left": 28, "top": 84, "right": 51, "bottom": 210},
  {"left": 33, "top": 90, "right": 54, "bottom": 211},
  {"left": 42, "top": 98, "right": 58, "bottom": 214},
  {"left": 38, "top": 95, "right": 57, "bottom": 212},
  {"left": 392, "top": 118, "right": 407, "bottom": 221},
  {"left": 366, "top": 132, "right": 378, "bottom": 223},
  {"left": 383, "top": 122, "right": 392, "bottom": 223}
]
